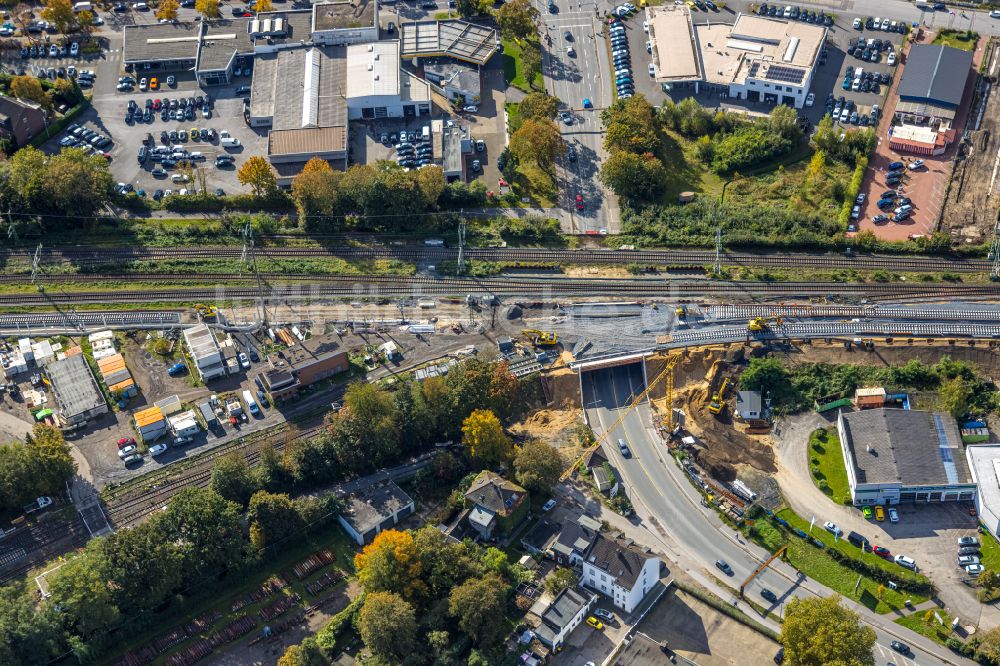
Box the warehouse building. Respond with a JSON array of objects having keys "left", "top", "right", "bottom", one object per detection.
[
  {"left": 262, "top": 332, "right": 350, "bottom": 400},
  {"left": 122, "top": 20, "right": 253, "bottom": 86},
  {"left": 182, "top": 324, "right": 226, "bottom": 382},
  {"left": 838, "top": 408, "right": 977, "bottom": 505},
  {"left": 399, "top": 19, "right": 498, "bottom": 66},
  {"left": 966, "top": 445, "right": 1000, "bottom": 539},
  {"left": 647, "top": 7, "right": 826, "bottom": 109},
  {"left": 423, "top": 58, "right": 481, "bottom": 105},
  {"left": 46, "top": 354, "right": 108, "bottom": 426}
]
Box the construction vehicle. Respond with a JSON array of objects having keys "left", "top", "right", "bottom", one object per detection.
[
  {"left": 748, "top": 316, "right": 782, "bottom": 333},
  {"left": 675, "top": 305, "right": 687, "bottom": 319},
  {"left": 522, "top": 329, "right": 559, "bottom": 347},
  {"left": 708, "top": 377, "right": 729, "bottom": 415},
  {"left": 194, "top": 304, "right": 218, "bottom": 320}
]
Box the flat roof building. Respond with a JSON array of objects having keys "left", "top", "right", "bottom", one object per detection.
[
  {"left": 966, "top": 445, "right": 1000, "bottom": 540},
  {"left": 338, "top": 481, "right": 414, "bottom": 545},
  {"left": 423, "top": 58, "right": 481, "bottom": 105},
  {"left": 838, "top": 408, "right": 976, "bottom": 505},
  {"left": 895, "top": 44, "right": 973, "bottom": 129},
  {"left": 648, "top": 10, "right": 826, "bottom": 109},
  {"left": 263, "top": 332, "right": 350, "bottom": 400},
  {"left": 399, "top": 20, "right": 498, "bottom": 66},
  {"left": 122, "top": 20, "right": 253, "bottom": 86},
  {"left": 46, "top": 354, "right": 108, "bottom": 426},
  {"left": 311, "top": 0, "right": 378, "bottom": 46},
  {"left": 183, "top": 324, "right": 226, "bottom": 382}
]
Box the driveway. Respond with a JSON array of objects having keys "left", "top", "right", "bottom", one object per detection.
[{"left": 772, "top": 411, "right": 998, "bottom": 629}]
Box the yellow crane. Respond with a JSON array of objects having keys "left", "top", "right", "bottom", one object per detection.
[
  {"left": 708, "top": 377, "right": 730, "bottom": 415},
  {"left": 560, "top": 354, "right": 680, "bottom": 482},
  {"left": 521, "top": 329, "right": 559, "bottom": 347}
]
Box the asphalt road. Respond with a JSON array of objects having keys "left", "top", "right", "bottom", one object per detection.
[
  {"left": 534, "top": 0, "right": 620, "bottom": 235},
  {"left": 581, "top": 363, "right": 973, "bottom": 666}
]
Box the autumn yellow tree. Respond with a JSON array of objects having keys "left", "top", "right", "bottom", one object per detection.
[
  {"left": 11, "top": 75, "right": 49, "bottom": 108},
  {"left": 354, "top": 529, "right": 426, "bottom": 601},
  {"left": 76, "top": 10, "right": 95, "bottom": 36},
  {"left": 195, "top": 0, "right": 220, "bottom": 18},
  {"left": 156, "top": 0, "right": 179, "bottom": 21},
  {"left": 41, "top": 0, "right": 75, "bottom": 34},
  {"left": 291, "top": 156, "right": 338, "bottom": 221},
  {"left": 237, "top": 156, "right": 277, "bottom": 198},
  {"left": 255, "top": 0, "right": 273, "bottom": 12},
  {"left": 461, "top": 409, "right": 513, "bottom": 468}
]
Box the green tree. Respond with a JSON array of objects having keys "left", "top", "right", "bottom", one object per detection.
[
  {"left": 456, "top": 0, "right": 490, "bottom": 17},
  {"left": 209, "top": 452, "right": 257, "bottom": 506},
  {"left": 415, "top": 164, "right": 445, "bottom": 209},
  {"left": 711, "top": 126, "right": 793, "bottom": 173},
  {"left": 254, "top": 442, "right": 291, "bottom": 492},
  {"left": 980, "top": 625, "right": 1000, "bottom": 663},
  {"left": 46, "top": 147, "right": 114, "bottom": 214},
  {"left": 10, "top": 75, "right": 49, "bottom": 108},
  {"left": 0, "top": 424, "right": 76, "bottom": 512},
  {"left": 356, "top": 591, "right": 418, "bottom": 662},
  {"left": 496, "top": 0, "right": 538, "bottom": 40},
  {"left": 327, "top": 382, "right": 402, "bottom": 472},
  {"left": 781, "top": 596, "right": 875, "bottom": 666},
  {"left": 47, "top": 548, "right": 120, "bottom": 641},
  {"left": 766, "top": 104, "right": 804, "bottom": 143},
  {"left": 740, "top": 358, "right": 791, "bottom": 396},
  {"left": 0, "top": 585, "right": 64, "bottom": 664},
  {"left": 519, "top": 92, "right": 560, "bottom": 120},
  {"left": 8, "top": 146, "right": 49, "bottom": 210},
  {"left": 449, "top": 574, "right": 510, "bottom": 646},
  {"left": 939, "top": 376, "right": 972, "bottom": 419},
  {"left": 41, "top": 0, "right": 75, "bottom": 34},
  {"left": 462, "top": 409, "right": 513, "bottom": 468},
  {"left": 510, "top": 117, "right": 562, "bottom": 172},
  {"left": 513, "top": 439, "right": 562, "bottom": 493},
  {"left": 292, "top": 156, "right": 340, "bottom": 226},
  {"left": 599, "top": 150, "right": 667, "bottom": 202},
  {"left": 237, "top": 155, "right": 277, "bottom": 197},
  {"left": 99, "top": 519, "right": 184, "bottom": 612},
  {"left": 52, "top": 77, "right": 84, "bottom": 107},
  {"left": 159, "top": 487, "right": 250, "bottom": 579},
  {"left": 521, "top": 42, "right": 543, "bottom": 88},
  {"left": 603, "top": 95, "right": 663, "bottom": 157},
  {"left": 545, "top": 566, "right": 578, "bottom": 595},
  {"left": 247, "top": 490, "right": 304, "bottom": 550}
]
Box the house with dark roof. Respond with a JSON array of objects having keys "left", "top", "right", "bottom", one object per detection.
[
  {"left": 337, "top": 481, "right": 415, "bottom": 545},
  {"left": 532, "top": 586, "right": 597, "bottom": 649},
  {"left": 551, "top": 515, "right": 601, "bottom": 566},
  {"left": 837, "top": 408, "right": 977, "bottom": 506},
  {"left": 582, "top": 533, "right": 661, "bottom": 613},
  {"left": 464, "top": 471, "right": 529, "bottom": 540},
  {"left": 0, "top": 96, "right": 46, "bottom": 148},
  {"left": 584, "top": 446, "right": 615, "bottom": 493},
  {"left": 894, "top": 44, "right": 973, "bottom": 130}
]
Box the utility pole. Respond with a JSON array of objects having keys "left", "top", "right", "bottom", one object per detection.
[
  {"left": 991, "top": 216, "right": 1000, "bottom": 280},
  {"left": 713, "top": 227, "right": 722, "bottom": 276},
  {"left": 5, "top": 209, "right": 17, "bottom": 245},
  {"left": 457, "top": 218, "right": 466, "bottom": 275},
  {"left": 242, "top": 223, "right": 269, "bottom": 327},
  {"left": 30, "top": 243, "right": 43, "bottom": 291}
]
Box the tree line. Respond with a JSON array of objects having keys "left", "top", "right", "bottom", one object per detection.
[{"left": 0, "top": 424, "right": 76, "bottom": 515}]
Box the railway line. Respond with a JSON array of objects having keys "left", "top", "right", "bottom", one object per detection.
[
  {"left": 5, "top": 275, "right": 1000, "bottom": 306},
  {"left": 2, "top": 244, "right": 991, "bottom": 274}
]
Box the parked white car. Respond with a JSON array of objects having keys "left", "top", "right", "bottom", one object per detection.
[
  {"left": 894, "top": 554, "right": 916, "bottom": 569},
  {"left": 823, "top": 521, "right": 843, "bottom": 536}
]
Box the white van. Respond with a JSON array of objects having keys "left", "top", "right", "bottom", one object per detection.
[
  {"left": 421, "top": 125, "right": 430, "bottom": 140},
  {"left": 73, "top": 1, "right": 92, "bottom": 12},
  {"left": 220, "top": 137, "right": 241, "bottom": 147}
]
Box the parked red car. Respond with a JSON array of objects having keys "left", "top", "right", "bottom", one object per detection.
[
  {"left": 116, "top": 436, "right": 136, "bottom": 450},
  {"left": 873, "top": 546, "right": 891, "bottom": 559}
]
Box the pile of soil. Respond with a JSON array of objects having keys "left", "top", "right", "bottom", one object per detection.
[{"left": 543, "top": 367, "right": 583, "bottom": 408}]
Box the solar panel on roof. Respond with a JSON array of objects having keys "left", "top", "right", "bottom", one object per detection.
[{"left": 762, "top": 64, "right": 805, "bottom": 85}]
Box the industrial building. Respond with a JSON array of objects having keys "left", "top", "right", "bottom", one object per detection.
[
  {"left": 182, "top": 324, "right": 226, "bottom": 382},
  {"left": 261, "top": 332, "right": 349, "bottom": 400},
  {"left": 838, "top": 408, "right": 977, "bottom": 505},
  {"left": 122, "top": 19, "right": 253, "bottom": 86},
  {"left": 338, "top": 481, "right": 414, "bottom": 545},
  {"left": 399, "top": 19, "right": 497, "bottom": 66},
  {"left": 647, "top": 7, "right": 825, "bottom": 109},
  {"left": 46, "top": 354, "right": 108, "bottom": 426},
  {"left": 966, "top": 445, "right": 1000, "bottom": 539}
]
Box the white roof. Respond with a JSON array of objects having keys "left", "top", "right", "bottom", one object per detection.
[
  {"left": 967, "top": 445, "right": 1000, "bottom": 533},
  {"left": 345, "top": 41, "right": 399, "bottom": 98},
  {"left": 855, "top": 387, "right": 886, "bottom": 398}
]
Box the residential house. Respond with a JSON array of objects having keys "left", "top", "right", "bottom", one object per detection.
[
  {"left": 464, "top": 471, "right": 529, "bottom": 540},
  {"left": 551, "top": 515, "right": 601, "bottom": 566},
  {"left": 532, "top": 587, "right": 597, "bottom": 649},
  {"left": 582, "top": 533, "right": 661, "bottom": 613},
  {"left": 0, "top": 96, "right": 47, "bottom": 148},
  {"left": 736, "top": 390, "right": 762, "bottom": 420},
  {"left": 338, "top": 481, "right": 415, "bottom": 545}
]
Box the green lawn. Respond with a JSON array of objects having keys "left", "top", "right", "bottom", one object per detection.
[
  {"left": 895, "top": 610, "right": 955, "bottom": 646},
  {"left": 979, "top": 528, "right": 1000, "bottom": 571},
  {"left": 502, "top": 37, "right": 543, "bottom": 92},
  {"left": 807, "top": 428, "right": 851, "bottom": 505},
  {"left": 748, "top": 510, "right": 929, "bottom": 614},
  {"left": 932, "top": 29, "right": 979, "bottom": 51}
]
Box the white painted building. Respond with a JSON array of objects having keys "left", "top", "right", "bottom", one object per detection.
[
  {"left": 345, "top": 41, "right": 431, "bottom": 120},
  {"left": 182, "top": 324, "right": 226, "bottom": 382},
  {"left": 581, "top": 533, "right": 660, "bottom": 613},
  {"left": 966, "top": 445, "right": 1000, "bottom": 539},
  {"left": 533, "top": 587, "right": 597, "bottom": 649},
  {"left": 168, "top": 410, "right": 200, "bottom": 438}
]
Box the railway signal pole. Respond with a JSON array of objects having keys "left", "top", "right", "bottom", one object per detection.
[
  {"left": 457, "top": 219, "right": 466, "bottom": 275},
  {"left": 714, "top": 228, "right": 722, "bottom": 275},
  {"left": 991, "top": 217, "right": 1000, "bottom": 280},
  {"left": 30, "top": 244, "right": 43, "bottom": 291},
  {"left": 242, "top": 223, "right": 269, "bottom": 327}
]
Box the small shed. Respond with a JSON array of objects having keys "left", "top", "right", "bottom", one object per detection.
[
  {"left": 198, "top": 401, "right": 217, "bottom": 427},
  {"left": 736, "top": 390, "right": 762, "bottom": 420},
  {"left": 134, "top": 406, "right": 166, "bottom": 441},
  {"left": 168, "top": 410, "right": 200, "bottom": 438},
  {"left": 155, "top": 394, "right": 183, "bottom": 416},
  {"left": 854, "top": 387, "right": 886, "bottom": 410}
]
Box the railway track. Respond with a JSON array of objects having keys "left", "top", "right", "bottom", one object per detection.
[
  {"left": 0, "top": 512, "right": 91, "bottom": 584},
  {"left": 2, "top": 244, "right": 991, "bottom": 274},
  {"left": 5, "top": 275, "right": 1000, "bottom": 305}
]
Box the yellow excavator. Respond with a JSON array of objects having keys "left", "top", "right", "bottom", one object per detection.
[
  {"left": 675, "top": 305, "right": 688, "bottom": 319},
  {"left": 195, "top": 304, "right": 218, "bottom": 320},
  {"left": 522, "top": 329, "right": 559, "bottom": 347},
  {"left": 708, "top": 377, "right": 730, "bottom": 415},
  {"left": 748, "top": 316, "right": 782, "bottom": 333}
]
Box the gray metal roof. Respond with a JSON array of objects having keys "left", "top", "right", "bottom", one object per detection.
[
  {"left": 258, "top": 46, "right": 347, "bottom": 131},
  {"left": 198, "top": 20, "right": 254, "bottom": 72},
  {"left": 537, "top": 587, "right": 594, "bottom": 641},
  {"left": 122, "top": 22, "right": 201, "bottom": 64},
  {"left": 841, "top": 408, "right": 974, "bottom": 486},
  {"left": 47, "top": 354, "right": 106, "bottom": 420},
  {"left": 400, "top": 20, "right": 498, "bottom": 65},
  {"left": 896, "top": 45, "right": 973, "bottom": 109}
]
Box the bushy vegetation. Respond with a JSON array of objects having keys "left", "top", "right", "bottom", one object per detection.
[
  {"left": 740, "top": 356, "right": 997, "bottom": 416},
  {"left": 0, "top": 425, "right": 76, "bottom": 515}
]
